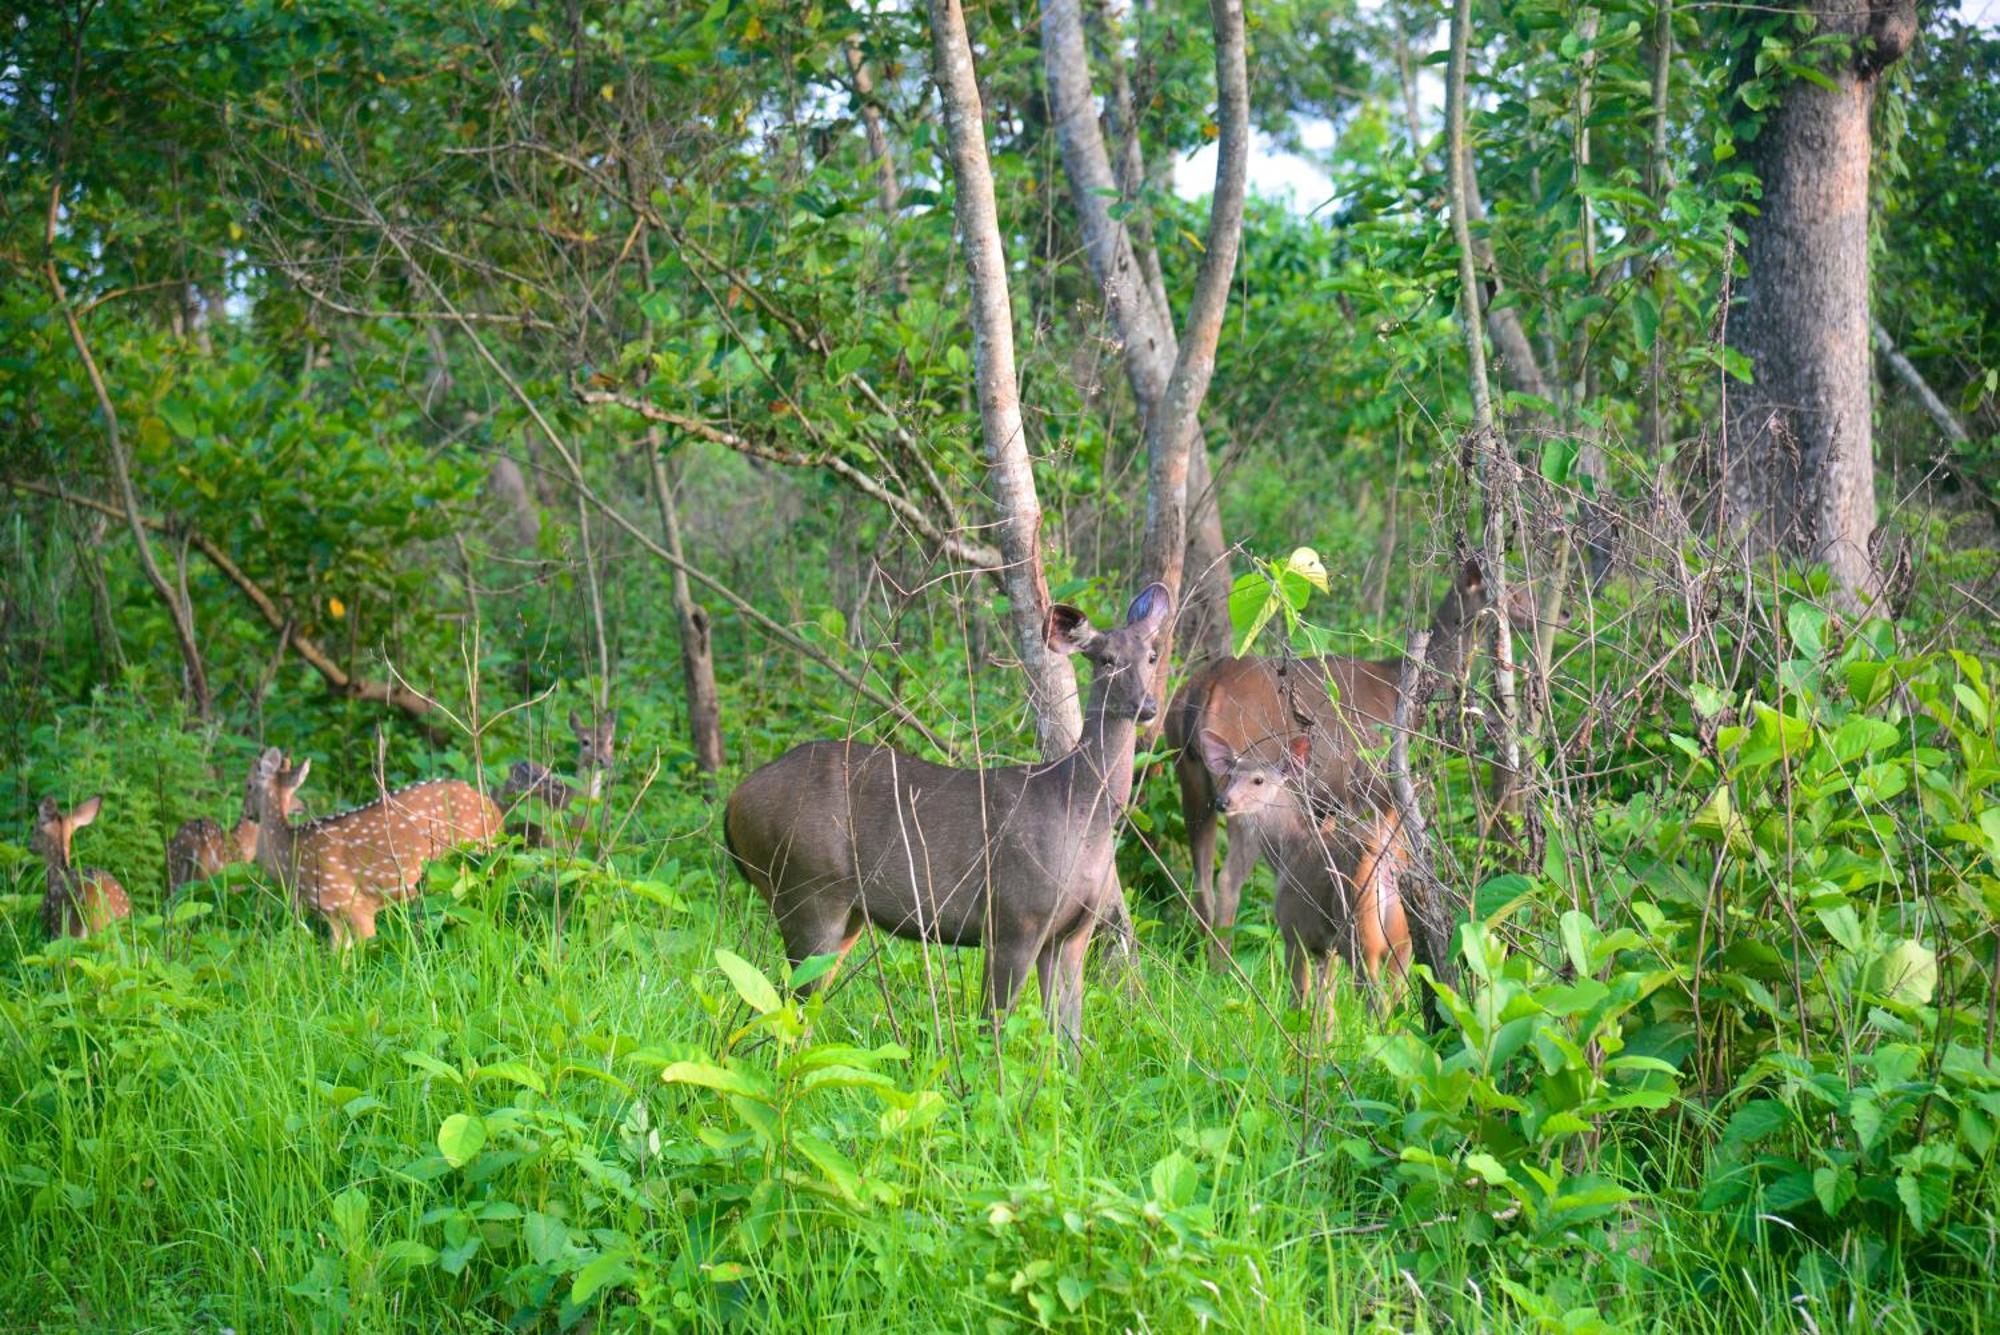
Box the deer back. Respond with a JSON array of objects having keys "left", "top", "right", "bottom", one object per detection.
[{"left": 274, "top": 778, "right": 502, "bottom": 912}]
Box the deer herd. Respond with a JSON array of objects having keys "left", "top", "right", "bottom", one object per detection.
[{"left": 29, "top": 562, "right": 1525, "bottom": 1050}]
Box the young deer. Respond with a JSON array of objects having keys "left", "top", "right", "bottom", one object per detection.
[
  {"left": 33, "top": 796, "right": 132, "bottom": 939},
  {"left": 568, "top": 709, "right": 618, "bottom": 800},
  {"left": 1166, "top": 558, "right": 1523, "bottom": 964},
  {"left": 495, "top": 760, "right": 575, "bottom": 848},
  {"left": 724, "top": 585, "right": 1171, "bottom": 1051},
  {"left": 249, "top": 748, "right": 503, "bottom": 947},
  {"left": 166, "top": 756, "right": 264, "bottom": 890},
  {"left": 1196, "top": 733, "right": 1413, "bottom": 1016}
]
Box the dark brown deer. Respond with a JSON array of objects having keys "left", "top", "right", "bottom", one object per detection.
[
  {"left": 166, "top": 755, "right": 265, "bottom": 891},
  {"left": 1196, "top": 733, "right": 1412, "bottom": 1015},
  {"left": 249, "top": 748, "right": 503, "bottom": 947},
  {"left": 1165, "top": 558, "right": 1523, "bottom": 964},
  {"left": 723, "top": 585, "right": 1171, "bottom": 1051},
  {"left": 33, "top": 796, "right": 131, "bottom": 939}
]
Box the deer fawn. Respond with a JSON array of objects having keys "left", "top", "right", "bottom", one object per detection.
[
  {"left": 495, "top": 760, "right": 575, "bottom": 848},
  {"left": 167, "top": 756, "right": 263, "bottom": 890},
  {"left": 724, "top": 584, "right": 1171, "bottom": 1051},
  {"left": 33, "top": 796, "right": 131, "bottom": 938},
  {"left": 1197, "top": 733, "right": 1413, "bottom": 1016},
  {"left": 1166, "top": 558, "right": 1525, "bottom": 964},
  {"left": 569, "top": 709, "right": 617, "bottom": 800},
  {"left": 248, "top": 747, "right": 503, "bottom": 947}
]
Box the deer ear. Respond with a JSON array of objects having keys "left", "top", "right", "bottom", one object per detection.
[
  {"left": 69, "top": 795, "right": 103, "bottom": 829},
  {"left": 281, "top": 757, "right": 312, "bottom": 795},
  {"left": 1457, "top": 558, "right": 1485, "bottom": 598},
  {"left": 1045, "top": 604, "right": 1097, "bottom": 655},
  {"left": 1197, "top": 729, "right": 1235, "bottom": 777},
  {"left": 37, "top": 797, "right": 62, "bottom": 826},
  {"left": 1125, "top": 582, "right": 1172, "bottom": 635},
  {"left": 604, "top": 710, "right": 618, "bottom": 730},
  {"left": 569, "top": 708, "right": 584, "bottom": 734},
  {"left": 1285, "top": 735, "right": 1314, "bottom": 776}
]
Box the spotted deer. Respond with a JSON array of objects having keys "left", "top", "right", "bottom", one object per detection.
[
  {"left": 1196, "top": 733, "right": 1413, "bottom": 1017},
  {"left": 248, "top": 748, "right": 503, "bottom": 946},
  {"left": 1166, "top": 559, "right": 1529, "bottom": 964},
  {"left": 166, "top": 756, "right": 265, "bottom": 890},
  {"left": 724, "top": 585, "right": 1171, "bottom": 1052},
  {"left": 33, "top": 796, "right": 132, "bottom": 939}
]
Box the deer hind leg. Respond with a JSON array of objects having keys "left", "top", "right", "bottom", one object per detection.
[
  {"left": 774, "top": 894, "right": 863, "bottom": 995},
  {"left": 984, "top": 929, "right": 1042, "bottom": 1033},
  {"left": 1349, "top": 814, "right": 1413, "bottom": 1015}
]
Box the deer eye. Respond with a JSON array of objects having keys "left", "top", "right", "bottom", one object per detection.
[
  {"left": 1147, "top": 652, "right": 1158, "bottom": 664},
  {"left": 1252, "top": 776, "right": 1264, "bottom": 785}
]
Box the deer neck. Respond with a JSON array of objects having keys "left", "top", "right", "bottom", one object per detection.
[
  {"left": 1423, "top": 600, "right": 1481, "bottom": 681},
  {"left": 585, "top": 767, "right": 604, "bottom": 802},
  {"left": 232, "top": 817, "right": 259, "bottom": 860},
  {"left": 256, "top": 812, "right": 301, "bottom": 882},
  {"left": 1066, "top": 693, "right": 1140, "bottom": 818}
]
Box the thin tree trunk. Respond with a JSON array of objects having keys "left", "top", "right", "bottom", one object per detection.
[
  {"left": 648, "top": 432, "right": 725, "bottom": 780},
  {"left": 1134, "top": 0, "right": 1247, "bottom": 663},
  {"left": 46, "top": 231, "right": 212, "bottom": 722},
  {"left": 1448, "top": 0, "right": 1522, "bottom": 815},
  {"left": 845, "top": 36, "right": 901, "bottom": 215},
  {"left": 574, "top": 485, "right": 611, "bottom": 714},
  {"left": 1645, "top": 0, "right": 1675, "bottom": 454},
  {"left": 930, "top": 0, "right": 1083, "bottom": 755},
  {"left": 1722, "top": 0, "right": 1916, "bottom": 607},
  {"left": 1873, "top": 319, "right": 1970, "bottom": 445},
  {"left": 1048, "top": 0, "right": 1248, "bottom": 671}
]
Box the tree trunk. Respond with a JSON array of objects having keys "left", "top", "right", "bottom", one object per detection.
[
  {"left": 929, "top": 0, "right": 1084, "bottom": 755},
  {"left": 648, "top": 433, "right": 725, "bottom": 780},
  {"left": 1723, "top": 0, "right": 1916, "bottom": 607},
  {"left": 1448, "top": 0, "right": 1523, "bottom": 814},
  {"left": 1043, "top": 0, "right": 1246, "bottom": 679}
]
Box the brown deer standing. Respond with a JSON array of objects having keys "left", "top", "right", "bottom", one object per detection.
[
  {"left": 166, "top": 755, "right": 265, "bottom": 890},
  {"left": 1196, "top": 733, "right": 1413, "bottom": 1016},
  {"left": 1165, "top": 558, "right": 1524, "bottom": 964},
  {"left": 33, "top": 796, "right": 131, "bottom": 938},
  {"left": 723, "top": 585, "right": 1171, "bottom": 1052},
  {"left": 248, "top": 748, "right": 503, "bottom": 947}
]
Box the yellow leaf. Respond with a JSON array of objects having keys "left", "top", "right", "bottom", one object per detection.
[
  {"left": 1200, "top": 120, "right": 1219, "bottom": 141},
  {"left": 328, "top": 596, "right": 347, "bottom": 620},
  {"left": 599, "top": 83, "right": 615, "bottom": 101}
]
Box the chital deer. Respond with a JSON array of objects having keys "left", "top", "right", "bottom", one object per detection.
[
  {"left": 569, "top": 709, "right": 617, "bottom": 800},
  {"left": 1166, "top": 558, "right": 1525, "bottom": 964},
  {"left": 33, "top": 796, "right": 131, "bottom": 938},
  {"left": 724, "top": 585, "right": 1171, "bottom": 1051},
  {"left": 167, "top": 756, "right": 264, "bottom": 890},
  {"left": 1196, "top": 733, "right": 1413, "bottom": 1016},
  {"left": 248, "top": 748, "right": 503, "bottom": 947}
]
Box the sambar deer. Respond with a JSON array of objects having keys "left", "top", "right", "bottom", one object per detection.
[
  {"left": 723, "top": 584, "right": 1171, "bottom": 1051},
  {"left": 249, "top": 748, "right": 503, "bottom": 947},
  {"left": 1196, "top": 733, "right": 1413, "bottom": 1016},
  {"left": 1166, "top": 558, "right": 1522, "bottom": 964},
  {"left": 33, "top": 796, "right": 131, "bottom": 938}
]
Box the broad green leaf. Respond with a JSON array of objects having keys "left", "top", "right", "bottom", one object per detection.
[
  {"left": 714, "top": 948, "right": 781, "bottom": 1014},
  {"left": 474, "top": 1061, "right": 546, "bottom": 1096},
  {"left": 1150, "top": 1151, "right": 1199, "bottom": 1208},
  {"left": 794, "top": 1131, "right": 864, "bottom": 1203},
  {"left": 572, "top": 1251, "right": 632, "bottom": 1304},
  {"left": 436, "top": 1113, "right": 487, "bottom": 1168}
]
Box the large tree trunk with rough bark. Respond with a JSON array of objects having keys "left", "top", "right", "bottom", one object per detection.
[
  {"left": 929, "top": 0, "right": 1084, "bottom": 755},
  {"left": 1723, "top": 0, "right": 1916, "bottom": 606}
]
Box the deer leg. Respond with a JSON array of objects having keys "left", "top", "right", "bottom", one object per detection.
[
  {"left": 984, "top": 931, "right": 1041, "bottom": 1031},
  {"left": 1042, "top": 922, "right": 1095, "bottom": 1055},
  {"left": 1179, "top": 754, "right": 1220, "bottom": 948},
  {"left": 796, "top": 909, "right": 866, "bottom": 996},
  {"left": 1212, "top": 821, "right": 1260, "bottom": 968},
  {"left": 349, "top": 902, "right": 379, "bottom": 946}
]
